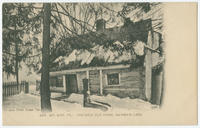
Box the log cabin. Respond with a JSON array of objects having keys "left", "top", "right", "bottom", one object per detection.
[
  {"left": 48, "top": 15, "right": 163, "bottom": 101},
  {"left": 48, "top": 2, "right": 164, "bottom": 101}
]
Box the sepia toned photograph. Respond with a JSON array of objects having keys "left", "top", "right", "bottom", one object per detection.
[{"left": 1, "top": 2, "right": 197, "bottom": 126}]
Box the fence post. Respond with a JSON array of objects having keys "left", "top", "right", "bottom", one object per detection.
[
  {"left": 6, "top": 82, "right": 8, "bottom": 97},
  {"left": 14, "top": 83, "right": 16, "bottom": 95},
  {"left": 22, "top": 81, "right": 25, "bottom": 92},
  {"left": 10, "top": 84, "right": 12, "bottom": 96},
  {"left": 20, "top": 81, "right": 22, "bottom": 93},
  {"left": 8, "top": 83, "right": 11, "bottom": 96},
  {"left": 9, "top": 82, "right": 11, "bottom": 96},
  {"left": 12, "top": 83, "right": 15, "bottom": 95},
  {"left": 11, "top": 82, "right": 13, "bottom": 95},
  {"left": 5, "top": 83, "right": 7, "bottom": 97},
  {"left": 4, "top": 83, "right": 6, "bottom": 97},
  {"left": 15, "top": 84, "right": 17, "bottom": 94}
]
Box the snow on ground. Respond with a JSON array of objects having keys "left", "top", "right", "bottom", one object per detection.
[
  {"left": 27, "top": 85, "right": 159, "bottom": 111},
  {"left": 3, "top": 93, "right": 40, "bottom": 111},
  {"left": 3, "top": 92, "right": 159, "bottom": 113},
  {"left": 3, "top": 93, "right": 102, "bottom": 112},
  {"left": 64, "top": 93, "right": 159, "bottom": 111}
]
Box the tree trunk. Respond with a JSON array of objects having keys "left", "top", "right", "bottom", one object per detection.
[
  {"left": 15, "top": 45, "right": 19, "bottom": 92},
  {"left": 40, "top": 3, "right": 52, "bottom": 112},
  {"left": 14, "top": 18, "right": 19, "bottom": 92}
]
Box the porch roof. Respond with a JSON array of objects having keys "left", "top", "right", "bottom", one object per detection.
[{"left": 50, "top": 64, "right": 131, "bottom": 77}]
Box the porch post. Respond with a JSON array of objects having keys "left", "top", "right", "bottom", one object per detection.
[
  {"left": 86, "top": 70, "right": 90, "bottom": 91},
  {"left": 145, "top": 31, "right": 153, "bottom": 101},
  {"left": 63, "top": 75, "right": 66, "bottom": 93},
  {"left": 99, "top": 69, "right": 103, "bottom": 95}
]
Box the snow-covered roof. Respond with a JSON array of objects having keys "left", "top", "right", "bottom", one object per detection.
[
  {"left": 50, "top": 18, "right": 163, "bottom": 72},
  {"left": 54, "top": 42, "right": 134, "bottom": 69}
]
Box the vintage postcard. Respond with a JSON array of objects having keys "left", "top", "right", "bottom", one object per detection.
[{"left": 1, "top": 2, "right": 197, "bottom": 126}]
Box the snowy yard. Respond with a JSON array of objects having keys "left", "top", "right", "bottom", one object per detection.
[{"left": 3, "top": 85, "right": 159, "bottom": 112}]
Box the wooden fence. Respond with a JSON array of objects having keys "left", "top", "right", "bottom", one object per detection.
[{"left": 3, "top": 81, "right": 29, "bottom": 98}]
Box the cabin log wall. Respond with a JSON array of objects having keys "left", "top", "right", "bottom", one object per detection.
[{"left": 49, "top": 66, "right": 145, "bottom": 99}]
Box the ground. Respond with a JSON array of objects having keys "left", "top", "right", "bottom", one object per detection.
[{"left": 3, "top": 85, "right": 159, "bottom": 112}]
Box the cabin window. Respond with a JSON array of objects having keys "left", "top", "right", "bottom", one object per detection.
[
  {"left": 50, "top": 76, "right": 63, "bottom": 87},
  {"left": 107, "top": 73, "right": 119, "bottom": 85},
  {"left": 57, "top": 76, "right": 63, "bottom": 87},
  {"left": 50, "top": 77, "right": 57, "bottom": 87}
]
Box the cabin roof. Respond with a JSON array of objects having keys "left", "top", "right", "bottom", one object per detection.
[{"left": 50, "top": 19, "right": 153, "bottom": 72}]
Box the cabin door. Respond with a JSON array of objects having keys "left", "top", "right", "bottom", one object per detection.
[{"left": 66, "top": 74, "right": 78, "bottom": 94}]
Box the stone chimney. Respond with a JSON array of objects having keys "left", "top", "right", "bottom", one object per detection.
[
  {"left": 96, "top": 19, "right": 106, "bottom": 32},
  {"left": 123, "top": 17, "right": 133, "bottom": 27}
]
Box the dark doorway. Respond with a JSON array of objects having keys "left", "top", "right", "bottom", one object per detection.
[{"left": 66, "top": 74, "right": 78, "bottom": 94}]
